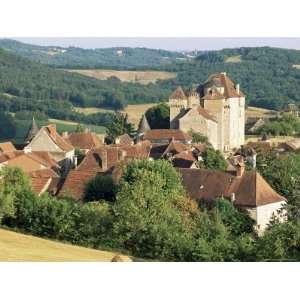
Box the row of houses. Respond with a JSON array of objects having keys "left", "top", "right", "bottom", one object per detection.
[{"left": 0, "top": 117, "right": 287, "bottom": 234}]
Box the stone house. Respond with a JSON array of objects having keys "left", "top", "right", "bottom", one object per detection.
[{"left": 178, "top": 164, "right": 286, "bottom": 234}]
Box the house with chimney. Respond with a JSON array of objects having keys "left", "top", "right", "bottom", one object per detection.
[
  {"left": 178, "top": 159, "right": 286, "bottom": 234},
  {"left": 23, "top": 122, "right": 75, "bottom": 173}
]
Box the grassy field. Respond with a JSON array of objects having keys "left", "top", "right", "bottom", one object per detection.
[
  {"left": 75, "top": 103, "right": 157, "bottom": 127},
  {"left": 66, "top": 69, "right": 176, "bottom": 84},
  {"left": 225, "top": 55, "right": 242, "bottom": 63},
  {"left": 9, "top": 119, "right": 106, "bottom": 144},
  {"left": 246, "top": 106, "right": 277, "bottom": 119},
  {"left": 0, "top": 228, "right": 131, "bottom": 262}
]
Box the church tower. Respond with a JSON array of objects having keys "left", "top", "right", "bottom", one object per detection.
[{"left": 169, "top": 86, "right": 188, "bottom": 129}]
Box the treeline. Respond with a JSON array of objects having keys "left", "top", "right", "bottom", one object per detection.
[
  {"left": 0, "top": 39, "right": 184, "bottom": 68},
  {"left": 156, "top": 47, "right": 300, "bottom": 110},
  {"left": 2, "top": 156, "right": 300, "bottom": 261},
  {"left": 0, "top": 48, "right": 170, "bottom": 111}
]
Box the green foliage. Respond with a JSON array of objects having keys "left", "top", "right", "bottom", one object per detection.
[
  {"left": 84, "top": 175, "right": 118, "bottom": 202},
  {"left": 0, "top": 111, "right": 16, "bottom": 140},
  {"left": 75, "top": 123, "right": 84, "bottom": 133},
  {"left": 145, "top": 103, "right": 170, "bottom": 129},
  {"left": 14, "top": 110, "right": 48, "bottom": 121},
  {"left": 197, "top": 148, "right": 227, "bottom": 170},
  {"left": 105, "top": 113, "right": 134, "bottom": 144},
  {"left": 189, "top": 129, "right": 210, "bottom": 144},
  {"left": 258, "top": 114, "right": 300, "bottom": 136},
  {"left": 257, "top": 152, "right": 300, "bottom": 198}
]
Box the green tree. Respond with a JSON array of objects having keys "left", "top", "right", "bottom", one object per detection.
[
  {"left": 84, "top": 175, "right": 118, "bottom": 202},
  {"left": 197, "top": 148, "right": 227, "bottom": 170},
  {"left": 189, "top": 129, "right": 210, "bottom": 145},
  {"left": 75, "top": 123, "right": 85, "bottom": 133},
  {"left": 0, "top": 111, "right": 16, "bottom": 140},
  {"left": 145, "top": 103, "right": 170, "bottom": 129},
  {"left": 105, "top": 112, "right": 134, "bottom": 144}
]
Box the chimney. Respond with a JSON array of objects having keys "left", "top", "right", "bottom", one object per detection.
[
  {"left": 84, "top": 128, "right": 90, "bottom": 134},
  {"left": 62, "top": 131, "right": 68, "bottom": 138},
  {"left": 74, "top": 156, "right": 78, "bottom": 168},
  {"left": 47, "top": 124, "right": 57, "bottom": 137},
  {"left": 230, "top": 193, "right": 236, "bottom": 203},
  {"left": 118, "top": 150, "right": 127, "bottom": 161},
  {"left": 24, "top": 146, "right": 32, "bottom": 154},
  {"left": 100, "top": 149, "right": 108, "bottom": 171},
  {"left": 221, "top": 72, "right": 227, "bottom": 76},
  {"left": 235, "top": 84, "right": 240, "bottom": 94},
  {"left": 236, "top": 157, "right": 245, "bottom": 177}
]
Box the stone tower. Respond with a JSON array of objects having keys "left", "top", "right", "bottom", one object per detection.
[
  {"left": 169, "top": 86, "right": 188, "bottom": 129},
  {"left": 186, "top": 86, "right": 200, "bottom": 109},
  {"left": 200, "top": 72, "right": 245, "bottom": 151}
]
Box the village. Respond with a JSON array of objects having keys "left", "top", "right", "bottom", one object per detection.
[{"left": 0, "top": 72, "right": 296, "bottom": 235}]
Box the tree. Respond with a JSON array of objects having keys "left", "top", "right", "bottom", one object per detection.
[
  {"left": 189, "top": 129, "right": 210, "bottom": 145},
  {"left": 145, "top": 103, "right": 170, "bottom": 129},
  {"left": 197, "top": 148, "right": 227, "bottom": 170},
  {"left": 0, "top": 111, "right": 16, "bottom": 140},
  {"left": 0, "top": 167, "right": 34, "bottom": 224},
  {"left": 84, "top": 175, "right": 118, "bottom": 202},
  {"left": 105, "top": 112, "right": 134, "bottom": 144},
  {"left": 75, "top": 123, "right": 85, "bottom": 133}
]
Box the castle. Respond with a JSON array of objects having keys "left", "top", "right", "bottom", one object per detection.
[{"left": 169, "top": 72, "right": 245, "bottom": 152}]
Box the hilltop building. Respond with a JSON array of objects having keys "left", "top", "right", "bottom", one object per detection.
[{"left": 169, "top": 72, "right": 245, "bottom": 152}]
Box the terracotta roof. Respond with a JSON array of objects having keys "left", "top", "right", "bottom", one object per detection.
[
  {"left": 44, "top": 125, "right": 74, "bottom": 152},
  {"left": 202, "top": 73, "right": 244, "bottom": 99},
  {"left": 172, "top": 151, "right": 196, "bottom": 168},
  {"left": 169, "top": 86, "right": 187, "bottom": 100},
  {"left": 192, "top": 144, "right": 206, "bottom": 153},
  {"left": 114, "top": 141, "right": 151, "bottom": 159},
  {"left": 178, "top": 168, "right": 286, "bottom": 208},
  {"left": 144, "top": 129, "right": 192, "bottom": 143},
  {"left": 162, "top": 140, "right": 189, "bottom": 158},
  {"left": 0, "top": 142, "right": 16, "bottom": 153},
  {"left": 28, "top": 169, "right": 59, "bottom": 196},
  {"left": 64, "top": 132, "right": 102, "bottom": 150},
  {"left": 58, "top": 169, "right": 97, "bottom": 199},
  {"left": 116, "top": 134, "right": 134, "bottom": 146}
]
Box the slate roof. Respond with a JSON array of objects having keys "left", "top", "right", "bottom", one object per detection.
[
  {"left": 178, "top": 168, "right": 286, "bottom": 208},
  {"left": 169, "top": 86, "right": 187, "bottom": 100},
  {"left": 25, "top": 117, "right": 39, "bottom": 143},
  {"left": 138, "top": 114, "right": 151, "bottom": 134}
]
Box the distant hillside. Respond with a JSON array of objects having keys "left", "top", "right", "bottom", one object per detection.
[
  {"left": 157, "top": 47, "right": 300, "bottom": 110},
  {"left": 0, "top": 39, "right": 186, "bottom": 68},
  {"left": 0, "top": 47, "right": 170, "bottom": 114}
]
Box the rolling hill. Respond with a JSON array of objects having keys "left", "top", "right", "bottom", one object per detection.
[
  {"left": 0, "top": 228, "right": 131, "bottom": 262},
  {"left": 0, "top": 39, "right": 185, "bottom": 68}
]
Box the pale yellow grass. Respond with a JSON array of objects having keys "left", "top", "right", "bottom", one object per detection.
[
  {"left": 246, "top": 106, "right": 277, "bottom": 119},
  {"left": 225, "top": 55, "right": 242, "bottom": 63},
  {"left": 245, "top": 135, "right": 294, "bottom": 144},
  {"left": 75, "top": 103, "right": 158, "bottom": 127},
  {"left": 66, "top": 69, "right": 176, "bottom": 84},
  {"left": 292, "top": 64, "right": 300, "bottom": 69},
  {"left": 0, "top": 229, "right": 131, "bottom": 262}
]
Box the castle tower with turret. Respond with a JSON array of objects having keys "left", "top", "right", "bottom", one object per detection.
[{"left": 169, "top": 72, "right": 245, "bottom": 152}]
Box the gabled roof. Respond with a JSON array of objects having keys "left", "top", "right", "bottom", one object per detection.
[
  {"left": 0, "top": 142, "right": 16, "bottom": 153},
  {"left": 64, "top": 131, "right": 102, "bottom": 150},
  {"left": 161, "top": 140, "right": 189, "bottom": 158},
  {"left": 169, "top": 86, "right": 187, "bottom": 100},
  {"left": 143, "top": 129, "right": 192, "bottom": 143},
  {"left": 172, "top": 151, "right": 197, "bottom": 168},
  {"left": 178, "top": 168, "right": 286, "bottom": 208},
  {"left": 138, "top": 114, "right": 151, "bottom": 134},
  {"left": 25, "top": 117, "right": 39, "bottom": 143},
  {"left": 116, "top": 133, "right": 134, "bottom": 146},
  {"left": 44, "top": 125, "right": 74, "bottom": 152},
  {"left": 202, "top": 73, "right": 244, "bottom": 98}
]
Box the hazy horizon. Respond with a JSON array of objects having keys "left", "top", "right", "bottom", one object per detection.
[{"left": 8, "top": 37, "right": 300, "bottom": 51}]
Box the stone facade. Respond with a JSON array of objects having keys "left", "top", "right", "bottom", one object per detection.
[{"left": 169, "top": 72, "right": 245, "bottom": 152}]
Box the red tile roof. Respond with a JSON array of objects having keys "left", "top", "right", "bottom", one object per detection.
[
  {"left": 0, "top": 142, "right": 16, "bottom": 153},
  {"left": 64, "top": 132, "right": 102, "bottom": 150},
  {"left": 45, "top": 125, "right": 74, "bottom": 152},
  {"left": 144, "top": 129, "right": 192, "bottom": 143},
  {"left": 178, "top": 168, "right": 286, "bottom": 207}
]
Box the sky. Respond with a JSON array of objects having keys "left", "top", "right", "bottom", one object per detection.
[{"left": 13, "top": 37, "right": 300, "bottom": 51}]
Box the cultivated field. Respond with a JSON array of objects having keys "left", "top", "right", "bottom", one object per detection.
[
  {"left": 75, "top": 103, "right": 157, "bottom": 127},
  {"left": 66, "top": 69, "right": 177, "bottom": 84},
  {"left": 225, "top": 55, "right": 242, "bottom": 63},
  {"left": 0, "top": 228, "right": 131, "bottom": 262},
  {"left": 246, "top": 106, "right": 277, "bottom": 119}
]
